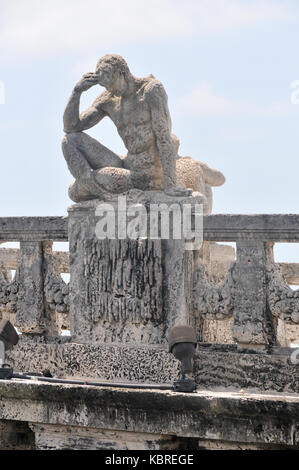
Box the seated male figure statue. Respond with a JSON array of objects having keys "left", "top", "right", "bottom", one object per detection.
[{"left": 62, "top": 54, "right": 190, "bottom": 202}]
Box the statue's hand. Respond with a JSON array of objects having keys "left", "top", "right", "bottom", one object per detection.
[
  {"left": 164, "top": 187, "right": 192, "bottom": 197},
  {"left": 74, "top": 73, "right": 98, "bottom": 93}
]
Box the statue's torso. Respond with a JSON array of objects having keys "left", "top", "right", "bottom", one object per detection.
[{"left": 101, "top": 79, "right": 164, "bottom": 189}]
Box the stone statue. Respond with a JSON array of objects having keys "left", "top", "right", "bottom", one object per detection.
[
  {"left": 61, "top": 54, "right": 230, "bottom": 346},
  {"left": 172, "top": 135, "right": 225, "bottom": 214},
  {"left": 62, "top": 54, "right": 190, "bottom": 202}
]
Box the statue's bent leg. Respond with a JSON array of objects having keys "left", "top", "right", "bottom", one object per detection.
[
  {"left": 68, "top": 167, "right": 133, "bottom": 202},
  {"left": 62, "top": 132, "right": 123, "bottom": 176},
  {"left": 63, "top": 132, "right": 130, "bottom": 202}
]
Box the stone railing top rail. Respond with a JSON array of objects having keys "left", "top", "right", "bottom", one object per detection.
[
  {"left": 0, "top": 214, "right": 299, "bottom": 242},
  {"left": 203, "top": 214, "right": 299, "bottom": 242},
  {"left": 0, "top": 217, "right": 68, "bottom": 241}
]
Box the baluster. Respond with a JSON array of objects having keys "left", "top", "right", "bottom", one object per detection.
[
  {"left": 16, "top": 241, "right": 45, "bottom": 334},
  {"left": 232, "top": 240, "right": 277, "bottom": 350}
]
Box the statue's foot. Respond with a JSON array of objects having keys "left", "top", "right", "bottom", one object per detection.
[
  {"left": 164, "top": 187, "right": 192, "bottom": 197},
  {"left": 68, "top": 179, "right": 105, "bottom": 203}
]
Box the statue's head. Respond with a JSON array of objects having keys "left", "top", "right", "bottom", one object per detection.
[{"left": 95, "top": 54, "right": 132, "bottom": 94}]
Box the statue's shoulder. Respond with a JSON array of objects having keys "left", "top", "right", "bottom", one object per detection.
[
  {"left": 93, "top": 90, "right": 112, "bottom": 109},
  {"left": 142, "top": 77, "right": 168, "bottom": 104}
]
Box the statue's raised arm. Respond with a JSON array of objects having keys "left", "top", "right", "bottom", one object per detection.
[{"left": 63, "top": 73, "right": 107, "bottom": 134}]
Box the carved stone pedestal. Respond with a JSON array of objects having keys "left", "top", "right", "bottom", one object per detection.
[{"left": 68, "top": 191, "right": 203, "bottom": 346}]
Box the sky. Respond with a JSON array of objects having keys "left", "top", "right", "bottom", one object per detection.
[{"left": 0, "top": 0, "right": 299, "bottom": 262}]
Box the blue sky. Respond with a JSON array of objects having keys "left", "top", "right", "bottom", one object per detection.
[{"left": 0, "top": 0, "right": 299, "bottom": 261}]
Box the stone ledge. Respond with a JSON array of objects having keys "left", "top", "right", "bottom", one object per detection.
[{"left": 0, "top": 379, "right": 298, "bottom": 448}]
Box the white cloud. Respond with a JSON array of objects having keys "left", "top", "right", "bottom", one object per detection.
[
  {"left": 183, "top": 0, "right": 293, "bottom": 34},
  {"left": 0, "top": 0, "right": 294, "bottom": 61},
  {"left": 177, "top": 82, "right": 236, "bottom": 115},
  {"left": 177, "top": 81, "right": 299, "bottom": 117}
]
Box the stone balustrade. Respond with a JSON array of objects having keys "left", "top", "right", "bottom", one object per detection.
[
  {"left": 195, "top": 215, "right": 299, "bottom": 350},
  {"left": 0, "top": 215, "right": 298, "bottom": 348}
]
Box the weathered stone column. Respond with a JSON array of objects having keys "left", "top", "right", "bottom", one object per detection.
[
  {"left": 16, "top": 241, "right": 45, "bottom": 334},
  {"left": 0, "top": 260, "right": 13, "bottom": 323},
  {"left": 232, "top": 241, "right": 276, "bottom": 350},
  {"left": 162, "top": 238, "right": 195, "bottom": 334},
  {"left": 68, "top": 201, "right": 164, "bottom": 344},
  {"left": 16, "top": 241, "right": 65, "bottom": 335}
]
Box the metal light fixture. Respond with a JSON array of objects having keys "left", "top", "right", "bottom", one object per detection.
[
  {"left": 168, "top": 324, "right": 197, "bottom": 392},
  {"left": 0, "top": 319, "right": 19, "bottom": 379}
]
